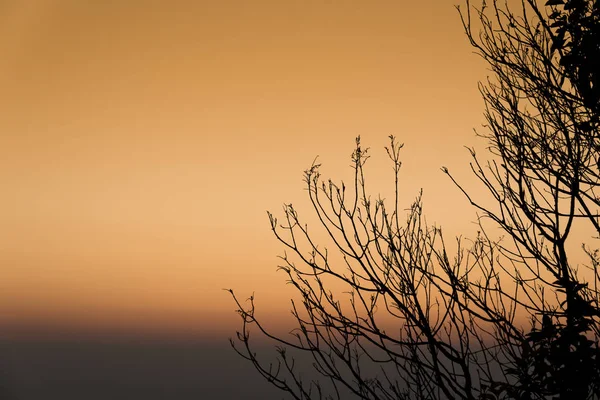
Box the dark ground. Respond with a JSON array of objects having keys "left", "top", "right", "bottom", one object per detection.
[{"left": 0, "top": 338, "right": 283, "bottom": 400}]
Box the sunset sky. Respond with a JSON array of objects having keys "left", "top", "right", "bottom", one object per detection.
[
  {"left": 1, "top": 0, "right": 499, "bottom": 397},
  {"left": 0, "top": 0, "right": 492, "bottom": 339}
]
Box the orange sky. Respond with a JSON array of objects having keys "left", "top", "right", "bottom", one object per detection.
[{"left": 0, "top": 1, "right": 497, "bottom": 341}]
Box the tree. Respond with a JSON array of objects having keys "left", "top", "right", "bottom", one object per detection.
[{"left": 228, "top": 1, "right": 600, "bottom": 399}]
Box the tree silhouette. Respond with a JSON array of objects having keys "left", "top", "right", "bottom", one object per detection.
[{"left": 229, "top": 1, "right": 600, "bottom": 399}]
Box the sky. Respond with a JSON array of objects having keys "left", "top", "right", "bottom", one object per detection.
[{"left": 0, "top": 0, "right": 497, "bottom": 398}]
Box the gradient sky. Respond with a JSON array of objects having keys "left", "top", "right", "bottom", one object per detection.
[{"left": 0, "top": 0, "right": 496, "bottom": 345}]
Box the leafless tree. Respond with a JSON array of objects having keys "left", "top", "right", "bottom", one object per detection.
[{"left": 228, "top": 1, "right": 600, "bottom": 399}]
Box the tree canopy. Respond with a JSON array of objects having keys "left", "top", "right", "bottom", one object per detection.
[{"left": 229, "top": 1, "right": 600, "bottom": 399}]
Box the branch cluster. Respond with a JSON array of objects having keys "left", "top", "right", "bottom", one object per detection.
[{"left": 229, "top": 1, "right": 600, "bottom": 399}]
